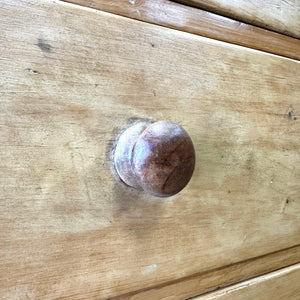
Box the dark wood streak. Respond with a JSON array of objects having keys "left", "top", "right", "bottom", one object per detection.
[{"left": 37, "top": 38, "right": 52, "bottom": 53}]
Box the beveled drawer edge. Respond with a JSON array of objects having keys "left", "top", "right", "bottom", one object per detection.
[
  {"left": 112, "top": 245, "right": 300, "bottom": 300},
  {"left": 60, "top": 0, "right": 300, "bottom": 61},
  {"left": 191, "top": 263, "right": 300, "bottom": 299}
]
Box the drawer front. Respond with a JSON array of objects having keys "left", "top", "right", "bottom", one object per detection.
[
  {"left": 62, "top": 0, "right": 300, "bottom": 61},
  {"left": 0, "top": 0, "right": 299, "bottom": 299},
  {"left": 192, "top": 263, "right": 300, "bottom": 300},
  {"left": 177, "top": 0, "right": 300, "bottom": 39}
]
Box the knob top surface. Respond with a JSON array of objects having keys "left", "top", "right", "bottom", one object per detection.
[
  {"left": 132, "top": 121, "right": 195, "bottom": 197},
  {"left": 114, "top": 120, "right": 195, "bottom": 197}
]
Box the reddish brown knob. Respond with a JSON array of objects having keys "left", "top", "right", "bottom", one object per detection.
[{"left": 114, "top": 120, "right": 195, "bottom": 197}]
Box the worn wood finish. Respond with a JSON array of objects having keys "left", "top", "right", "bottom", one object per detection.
[
  {"left": 193, "top": 263, "right": 300, "bottom": 300},
  {"left": 61, "top": 0, "right": 300, "bottom": 61},
  {"left": 178, "top": 0, "right": 300, "bottom": 39},
  {"left": 114, "top": 246, "right": 300, "bottom": 299},
  {"left": 0, "top": 0, "right": 300, "bottom": 299}
]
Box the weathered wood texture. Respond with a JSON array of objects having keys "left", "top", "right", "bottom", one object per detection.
[
  {"left": 114, "top": 246, "right": 300, "bottom": 300},
  {"left": 0, "top": 0, "right": 299, "bottom": 299},
  {"left": 193, "top": 263, "right": 300, "bottom": 300},
  {"left": 178, "top": 0, "right": 300, "bottom": 39},
  {"left": 61, "top": 0, "right": 300, "bottom": 61}
]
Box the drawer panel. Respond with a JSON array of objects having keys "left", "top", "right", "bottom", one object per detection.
[
  {"left": 0, "top": 0, "right": 299, "bottom": 299},
  {"left": 177, "top": 0, "right": 300, "bottom": 39},
  {"left": 117, "top": 246, "right": 300, "bottom": 300},
  {"left": 61, "top": 0, "right": 300, "bottom": 61},
  {"left": 192, "top": 263, "right": 300, "bottom": 300}
]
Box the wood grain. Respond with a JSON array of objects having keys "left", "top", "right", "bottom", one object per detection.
[
  {"left": 178, "top": 0, "right": 300, "bottom": 39},
  {"left": 0, "top": 0, "right": 300, "bottom": 299},
  {"left": 192, "top": 263, "right": 300, "bottom": 300},
  {"left": 113, "top": 246, "right": 300, "bottom": 299},
  {"left": 61, "top": 0, "right": 300, "bottom": 61}
]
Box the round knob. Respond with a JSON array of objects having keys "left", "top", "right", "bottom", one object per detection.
[{"left": 114, "top": 120, "right": 195, "bottom": 197}]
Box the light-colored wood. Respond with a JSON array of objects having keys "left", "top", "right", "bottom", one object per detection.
[
  {"left": 192, "top": 263, "right": 300, "bottom": 300},
  {"left": 61, "top": 0, "right": 300, "bottom": 61},
  {"left": 179, "top": 0, "right": 300, "bottom": 39},
  {"left": 114, "top": 246, "right": 300, "bottom": 299},
  {"left": 0, "top": 0, "right": 299, "bottom": 299}
]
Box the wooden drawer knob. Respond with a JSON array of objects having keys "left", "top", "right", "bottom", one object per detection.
[{"left": 114, "top": 120, "right": 195, "bottom": 197}]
